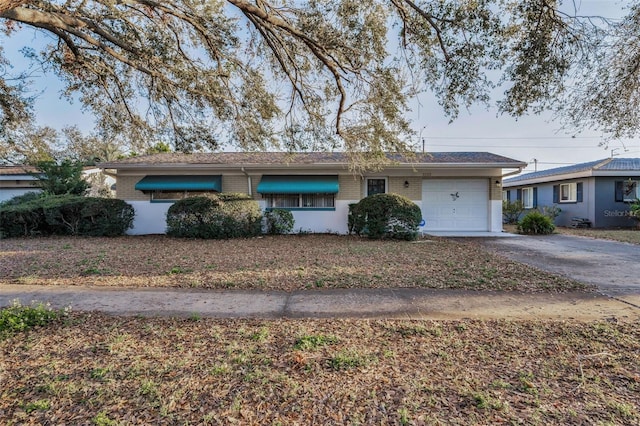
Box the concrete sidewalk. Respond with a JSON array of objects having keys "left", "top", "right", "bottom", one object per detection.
[{"left": 1, "top": 285, "right": 639, "bottom": 321}]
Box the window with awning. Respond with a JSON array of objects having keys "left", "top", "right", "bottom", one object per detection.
[
  {"left": 257, "top": 175, "right": 338, "bottom": 209},
  {"left": 257, "top": 175, "right": 339, "bottom": 194},
  {"left": 135, "top": 175, "right": 222, "bottom": 201}
]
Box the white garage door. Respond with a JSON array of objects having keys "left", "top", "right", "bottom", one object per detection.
[{"left": 422, "top": 179, "right": 489, "bottom": 231}]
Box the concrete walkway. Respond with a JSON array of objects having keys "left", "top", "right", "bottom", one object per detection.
[{"left": 1, "top": 285, "right": 639, "bottom": 321}]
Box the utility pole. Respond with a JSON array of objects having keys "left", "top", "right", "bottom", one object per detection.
[{"left": 419, "top": 126, "right": 426, "bottom": 153}]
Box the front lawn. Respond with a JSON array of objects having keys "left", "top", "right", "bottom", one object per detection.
[
  {"left": 0, "top": 234, "right": 586, "bottom": 292},
  {"left": 1, "top": 314, "right": 638, "bottom": 424}
]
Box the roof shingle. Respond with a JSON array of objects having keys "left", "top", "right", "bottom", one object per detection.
[{"left": 99, "top": 152, "right": 524, "bottom": 168}]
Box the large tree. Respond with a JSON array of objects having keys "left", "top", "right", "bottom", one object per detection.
[{"left": 0, "top": 1, "right": 621, "bottom": 160}]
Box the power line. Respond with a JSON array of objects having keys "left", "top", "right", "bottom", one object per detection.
[
  {"left": 424, "top": 136, "right": 603, "bottom": 140},
  {"left": 426, "top": 144, "right": 606, "bottom": 149}
]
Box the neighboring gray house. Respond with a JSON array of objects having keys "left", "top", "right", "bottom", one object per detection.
[{"left": 503, "top": 158, "right": 640, "bottom": 228}]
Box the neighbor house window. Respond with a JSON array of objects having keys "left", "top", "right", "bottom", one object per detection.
[
  {"left": 502, "top": 190, "right": 509, "bottom": 202},
  {"left": 522, "top": 187, "right": 534, "bottom": 209},
  {"left": 264, "top": 193, "right": 335, "bottom": 209},
  {"left": 615, "top": 180, "right": 639, "bottom": 202},
  {"left": 366, "top": 178, "right": 387, "bottom": 196},
  {"left": 560, "top": 183, "right": 577, "bottom": 202},
  {"left": 553, "top": 182, "right": 583, "bottom": 203}
]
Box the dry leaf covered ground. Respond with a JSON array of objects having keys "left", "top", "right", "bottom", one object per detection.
[
  {"left": 4, "top": 235, "right": 636, "bottom": 425},
  {"left": 0, "top": 235, "right": 587, "bottom": 292},
  {"left": 1, "top": 315, "right": 639, "bottom": 425}
]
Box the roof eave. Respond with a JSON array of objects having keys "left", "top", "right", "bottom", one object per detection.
[
  {"left": 99, "top": 161, "right": 526, "bottom": 170},
  {"left": 503, "top": 170, "right": 594, "bottom": 187}
]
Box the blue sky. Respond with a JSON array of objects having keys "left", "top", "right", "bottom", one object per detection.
[{"left": 2, "top": 0, "right": 639, "bottom": 172}]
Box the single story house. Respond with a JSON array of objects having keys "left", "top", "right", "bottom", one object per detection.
[
  {"left": 0, "top": 166, "right": 40, "bottom": 203},
  {"left": 98, "top": 152, "right": 526, "bottom": 235},
  {"left": 502, "top": 158, "right": 640, "bottom": 228}
]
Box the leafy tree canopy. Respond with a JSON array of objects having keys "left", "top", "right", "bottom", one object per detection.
[{"left": 0, "top": 1, "right": 632, "bottom": 160}]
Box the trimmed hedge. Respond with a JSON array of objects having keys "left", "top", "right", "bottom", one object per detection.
[
  {"left": 0, "top": 195, "right": 134, "bottom": 238},
  {"left": 349, "top": 193, "right": 422, "bottom": 240},
  {"left": 264, "top": 208, "right": 295, "bottom": 234},
  {"left": 166, "top": 193, "right": 262, "bottom": 239}
]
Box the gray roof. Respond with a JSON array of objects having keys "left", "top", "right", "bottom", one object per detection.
[
  {"left": 99, "top": 151, "right": 524, "bottom": 168},
  {"left": 504, "top": 158, "right": 640, "bottom": 185},
  {"left": 597, "top": 158, "right": 640, "bottom": 171}
]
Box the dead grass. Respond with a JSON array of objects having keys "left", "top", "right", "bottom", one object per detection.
[
  {"left": 0, "top": 234, "right": 587, "bottom": 292},
  {"left": 554, "top": 227, "right": 640, "bottom": 245},
  {"left": 1, "top": 315, "right": 638, "bottom": 425}
]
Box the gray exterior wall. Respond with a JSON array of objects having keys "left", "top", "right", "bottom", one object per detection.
[
  {"left": 503, "top": 179, "right": 591, "bottom": 227},
  {"left": 594, "top": 177, "right": 637, "bottom": 228}
]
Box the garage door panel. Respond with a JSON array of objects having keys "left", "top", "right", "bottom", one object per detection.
[{"left": 422, "top": 179, "right": 489, "bottom": 231}]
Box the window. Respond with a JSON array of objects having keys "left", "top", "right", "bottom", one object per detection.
[
  {"left": 615, "top": 180, "right": 639, "bottom": 202},
  {"left": 553, "top": 182, "right": 583, "bottom": 203},
  {"left": 151, "top": 190, "right": 211, "bottom": 201},
  {"left": 560, "top": 183, "right": 577, "bottom": 202},
  {"left": 135, "top": 175, "right": 222, "bottom": 202},
  {"left": 502, "top": 190, "right": 509, "bottom": 202},
  {"left": 264, "top": 193, "right": 335, "bottom": 209},
  {"left": 366, "top": 178, "right": 387, "bottom": 196},
  {"left": 522, "top": 187, "right": 534, "bottom": 208}
]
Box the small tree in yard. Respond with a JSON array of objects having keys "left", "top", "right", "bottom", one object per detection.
[
  {"left": 34, "top": 160, "right": 89, "bottom": 196},
  {"left": 502, "top": 200, "right": 524, "bottom": 225}
]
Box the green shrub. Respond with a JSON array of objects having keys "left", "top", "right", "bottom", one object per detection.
[
  {"left": 0, "top": 196, "right": 48, "bottom": 237},
  {"left": 630, "top": 199, "right": 640, "bottom": 225},
  {"left": 166, "top": 193, "right": 262, "bottom": 239},
  {"left": 349, "top": 193, "right": 421, "bottom": 240},
  {"left": 0, "top": 195, "right": 134, "bottom": 238},
  {"left": 264, "top": 208, "right": 295, "bottom": 234},
  {"left": 538, "top": 205, "right": 561, "bottom": 222},
  {"left": 517, "top": 210, "right": 555, "bottom": 235},
  {"left": 0, "top": 300, "right": 68, "bottom": 340},
  {"left": 75, "top": 198, "right": 135, "bottom": 236},
  {"left": 502, "top": 200, "right": 524, "bottom": 224}
]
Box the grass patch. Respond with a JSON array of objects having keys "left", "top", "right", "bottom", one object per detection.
[
  {"left": 1, "top": 315, "right": 638, "bottom": 424},
  {"left": 0, "top": 300, "right": 68, "bottom": 340},
  {"left": 294, "top": 334, "right": 339, "bottom": 350}
]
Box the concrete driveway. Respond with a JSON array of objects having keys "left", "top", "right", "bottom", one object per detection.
[{"left": 476, "top": 234, "right": 640, "bottom": 302}]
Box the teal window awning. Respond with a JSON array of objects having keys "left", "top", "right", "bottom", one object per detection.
[
  {"left": 135, "top": 175, "right": 222, "bottom": 191},
  {"left": 257, "top": 175, "right": 339, "bottom": 194}
]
